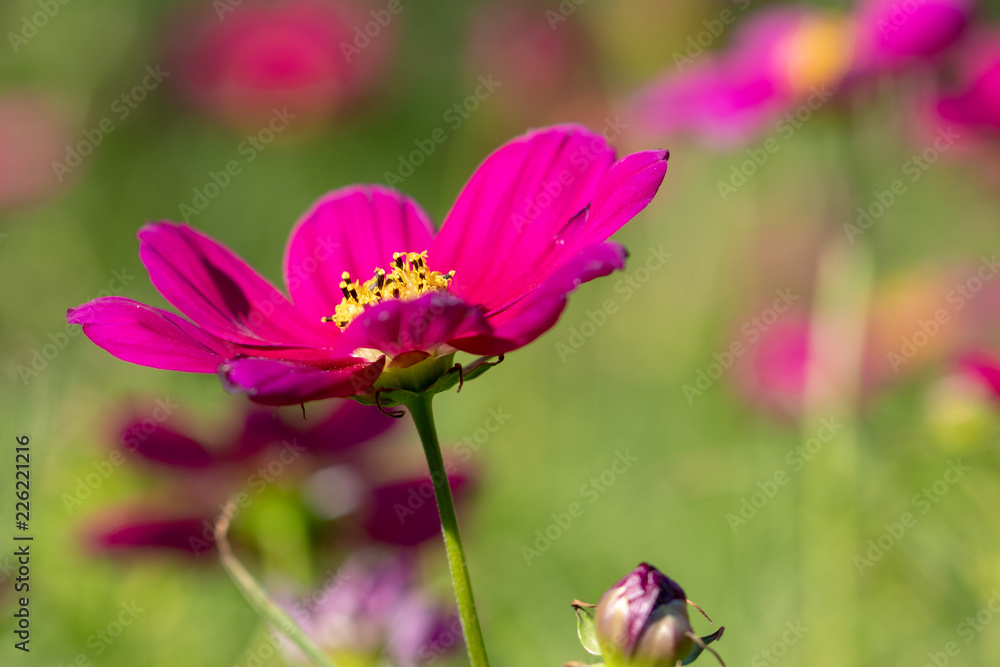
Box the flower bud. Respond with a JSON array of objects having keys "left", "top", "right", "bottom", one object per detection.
[{"left": 593, "top": 563, "right": 693, "bottom": 667}]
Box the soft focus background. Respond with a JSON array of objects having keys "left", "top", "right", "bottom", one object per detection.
[{"left": 5, "top": 0, "right": 1000, "bottom": 666}]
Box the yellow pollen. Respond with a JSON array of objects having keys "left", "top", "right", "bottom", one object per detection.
[
  {"left": 779, "top": 16, "right": 854, "bottom": 95},
  {"left": 321, "top": 251, "right": 455, "bottom": 329}
]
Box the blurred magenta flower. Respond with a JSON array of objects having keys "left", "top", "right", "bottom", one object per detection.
[
  {"left": 634, "top": 7, "right": 854, "bottom": 145},
  {"left": 853, "top": 0, "right": 973, "bottom": 72},
  {"left": 283, "top": 552, "right": 459, "bottom": 667},
  {"left": 88, "top": 400, "right": 472, "bottom": 555},
  {"left": 0, "top": 92, "right": 73, "bottom": 211},
  {"left": 936, "top": 31, "right": 1000, "bottom": 133},
  {"left": 166, "top": 0, "right": 392, "bottom": 128},
  {"left": 67, "top": 125, "right": 668, "bottom": 405},
  {"left": 634, "top": 0, "right": 972, "bottom": 144},
  {"left": 958, "top": 351, "right": 1000, "bottom": 397}
]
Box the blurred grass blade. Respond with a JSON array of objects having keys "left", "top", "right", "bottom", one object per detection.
[{"left": 214, "top": 498, "right": 336, "bottom": 667}]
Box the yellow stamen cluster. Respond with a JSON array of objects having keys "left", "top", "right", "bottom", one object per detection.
[{"left": 322, "top": 251, "right": 455, "bottom": 329}]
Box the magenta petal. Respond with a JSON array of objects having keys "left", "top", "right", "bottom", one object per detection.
[
  {"left": 299, "top": 400, "right": 398, "bottom": 455},
  {"left": 856, "top": 0, "right": 971, "bottom": 68},
  {"left": 67, "top": 296, "right": 236, "bottom": 372},
  {"left": 283, "top": 185, "right": 436, "bottom": 320},
  {"left": 139, "top": 222, "right": 329, "bottom": 347},
  {"left": 570, "top": 150, "right": 668, "bottom": 249},
  {"left": 362, "top": 473, "right": 472, "bottom": 546},
  {"left": 221, "top": 356, "right": 386, "bottom": 405},
  {"left": 89, "top": 516, "right": 211, "bottom": 555},
  {"left": 223, "top": 408, "right": 300, "bottom": 461},
  {"left": 451, "top": 242, "right": 627, "bottom": 356},
  {"left": 121, "top": 420, "right": 217, "bottom": 469},
  {"left": 429, "top": 125, "right": 618, "bottom": 312},
  {"left": 336, "top": 292, "right": 492, "bottom": 358}
]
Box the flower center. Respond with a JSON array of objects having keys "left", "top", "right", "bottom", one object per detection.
[
  {"left": 779, "top": 16, "right": 854, "bottom": 95},
  {"left": 322, "top": 251, "right": 455, "bottom": 329}
]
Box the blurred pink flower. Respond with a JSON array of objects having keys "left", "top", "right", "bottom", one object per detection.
[
  {"left": 166, "top": 0, "right": 393, "bottom": 128},
  {"left": 0, "top": 92, "right": 73, "bottom": 211},
  {"left": 634, "top": 7, "right": 853, "bottom": 145},
  {"left": 958, "top": 351, "right": 1000, "bottom": 398},
  {"left": 936, "top": 31, "right": 1000, "bottom": 133},
  {"left": 634, "top": 0, "right": 972, "bottom": 145},
  {"left": 87, "top": 400, "right": 473, "bottom": 555},
  {"left": 283, "top": 552, "right": 460, "bottom": 667}
]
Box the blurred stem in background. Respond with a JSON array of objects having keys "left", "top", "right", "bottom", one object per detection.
[
  {"left": 408, "top": 393, "right": 492, "bottom": 667},
  {"left": 799, "top": 234, "right": 873, "bottom": 666},
  {"left": 215, "top": 499, "right": 337, "bottom": 667}
]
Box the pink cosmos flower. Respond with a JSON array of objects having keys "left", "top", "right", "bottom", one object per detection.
[
  {"left": 634, "top": 6, "right": 854, "bottom": 145},
  {"left": 166, "top": 0, "right": 392, "bottom": 128},
  {"left": 88, "top": 400, "right": 472, "bottom": 554},
  {"left": 67, "top": 125, "right": 668, "bottom": 406},
  {"left": 634, "top": 0, "right": 972, "bottom": 145}
]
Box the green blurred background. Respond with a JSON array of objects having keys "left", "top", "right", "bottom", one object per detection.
[{"left": 5, "top": 0, "right": 1000, "bottom": 666}]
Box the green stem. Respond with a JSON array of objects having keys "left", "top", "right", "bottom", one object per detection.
[
  {"left": 407, "top": 393, "right": 491, "bottom": 667},
  {"left": 214, "top": 499, "right": 337, "bottom": 667}
]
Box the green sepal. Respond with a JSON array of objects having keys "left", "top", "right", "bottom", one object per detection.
[
  {"left": 681, "top": 627, "right": 725, "bottom": 665},
  {"left": 573, "top": 602, "right": 603, "bottom": 657},
  {"left": 352, "top": 354, "right": 504, "bottom": 410}
]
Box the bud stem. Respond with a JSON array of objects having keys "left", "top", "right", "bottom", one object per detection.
[{"left": 407, "top": 394, "right": 491, "bottom": 667}]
